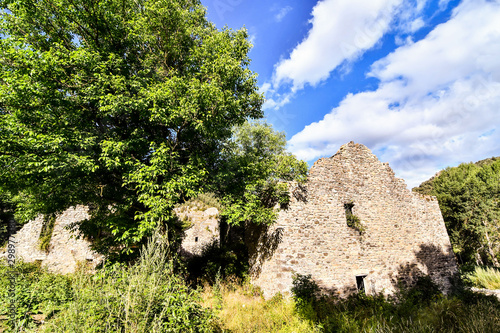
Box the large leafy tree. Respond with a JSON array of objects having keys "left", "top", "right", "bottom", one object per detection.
[
  {"left": 414, "top": 158, "right": 500, "bottom": 266},
  {"left": 215, "top": 120, "right": 308, "bottom": 227},
  {"left": 0, "top": 0, "right": 263, "bottom": 253}
]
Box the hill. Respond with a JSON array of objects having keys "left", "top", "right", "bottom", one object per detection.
[{"left": 412, "top": 157, "right": 500, "bottom": 266}]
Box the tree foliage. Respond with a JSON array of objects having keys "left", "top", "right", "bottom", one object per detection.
[
  {"left": 413, "top": 158, "right": 500, "bottom": 266},
  {"left": 0, "top": 0, "right": 263, "bottom": 253},
  {"left": 214, "top": 120, "right": 308, "bottom": 227}
]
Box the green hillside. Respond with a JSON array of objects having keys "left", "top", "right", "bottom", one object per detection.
[{"left": 413, "top": 157, "right": 500, "bottom": 266}]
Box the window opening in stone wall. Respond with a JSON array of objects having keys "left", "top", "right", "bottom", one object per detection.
[
  {"left": 344, "top": 202, "right": 354, "bottom": 216},
  {"left": 356, "top": 275, "right": 367, "bottom": 292},
  {"left": 344, "top": 202, "right": 365, "bottom": 234},
  {"left": 195, "top": 237, "right": 198, "bottom": 242}
]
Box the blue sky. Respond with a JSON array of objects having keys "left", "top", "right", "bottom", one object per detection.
[{"left": 201, "top": 0, "right": 500, "bottom": 188}]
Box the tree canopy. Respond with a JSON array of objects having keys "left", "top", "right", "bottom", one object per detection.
[
  {"left": 215, "top": 120, "right": 308, "bottom": 227},
  {"left": 413, "top": 158, "right": 500, "bottom": 266},
  {"left": 0, "top": 0, "right": 264, "bottom": 253}
]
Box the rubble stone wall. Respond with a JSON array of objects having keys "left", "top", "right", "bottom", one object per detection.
[
  {"left": 3, "top": 205, "right": 219, "bottom": 273},
  {"left": 176, "top": 206, "right": 219, "bottom": 257},
  {"left": 5, "top": 206, "right": 103, "bottom": 274},
  {"left": 249, "top": 142, "right": 458, "bottom": 298},
  {"left": 2, "top": 142, "right": 457, "bottom": 295}
]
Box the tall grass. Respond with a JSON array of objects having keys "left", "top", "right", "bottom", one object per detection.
[
  {"left": 289, "top": 274, "right": 500, "bottom": 333},
  {"left": 0, "top": 234, "right": 217, "bottom": 332},
  {"left": 196, "top": 274, "right": 500, "bottom": 333},
  {"left": 466, "top": 266, "right": 500, "bottom": 289},
  {"left": 4, "top": 250, "right": 500, "bottom": 332},
  {"left": 201, "top": 279, "right": 320, "bottom": 333}
]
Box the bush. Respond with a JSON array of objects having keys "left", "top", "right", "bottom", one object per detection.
[
  {"left": 0, "top": 261, "right": 73, "bottom": 331},
  {"left": 291, "top": 274, "right": 320, "bottom": 304}
]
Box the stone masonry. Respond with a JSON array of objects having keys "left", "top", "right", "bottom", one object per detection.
[
  {"left": 248, "top": 142, "right": 458, "bottom": 298},
  {"left": 176, "top": 206, "right": 219, "bottom": 257},
  {"left": 5, "top": 206, "right": 103, "bottom": 273},
  {"left": 2, "top": 142, "right": 458, "bottom": 294},
  {"left": 2, "top": 205, "right": 218, "bottom": 272}
]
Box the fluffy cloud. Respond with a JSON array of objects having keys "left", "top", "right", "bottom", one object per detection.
[
  {"left": 264, "top": 0, "right": 432, "bottom": 110},
  {"left": 288, "top": 0, "right": 500, "bottom": 188},
  {"left": 273, "top": 0, "right": 404, "bottom": 91}
]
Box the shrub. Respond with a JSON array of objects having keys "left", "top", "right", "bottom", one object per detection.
[
  {"left": 291, "top": 274, "right": 320, "bottom": 304},
  {"left": 0, "top": 261, "right": 73, "bottom": 331},
  {"left": 345, "top": 213, "right": 365, "bottom": 234}
]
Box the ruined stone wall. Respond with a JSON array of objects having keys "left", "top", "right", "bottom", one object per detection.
[
  {"left": 4, "top": 206, "right": 103, "bottom": 274},
  {"left": 2, "top": 204, "right": 218, "bottom": 273},
  {"left": 250, "top": 142, "right": 457, "bottom": 298},
  {"left": 176, "top": 206, "right": 219, "bottom": 257}
]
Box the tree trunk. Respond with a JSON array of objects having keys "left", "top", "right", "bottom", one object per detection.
[{"left": 483, "top": 220, "right": 500, "bottom": 267}]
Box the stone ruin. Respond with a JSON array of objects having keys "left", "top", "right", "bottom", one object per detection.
[
  {"left": 1, "top": 206, "right": 103, "bottom": 274},
  {"left": 247, "top": 142, "right": 457, "bottom": 298},
  {"left": 2, "top": 142, "right": 458, "bottom": 298},
  {"left": 174, "top": 206, "right": 219, "bottom": 257}
]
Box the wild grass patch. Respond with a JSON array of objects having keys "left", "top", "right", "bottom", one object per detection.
[
  {"left": 466, "top": 266, "right": 500, "bottom": 290},
  {"left": 201, "top": 279, "right": 320, "bottom": 333}
]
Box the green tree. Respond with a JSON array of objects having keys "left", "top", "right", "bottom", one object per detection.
[
  {"left": 183, "top": 121, "right": 307, "bottom": 282},
  {"left": 414, "top": 159, "right": 500, "bottom": 266},
  {"left": 0, "top": 0, "right": 263, "bottom": 254},
  {"left": 214, "top": 120, "right": 308, "bottom": 227}
]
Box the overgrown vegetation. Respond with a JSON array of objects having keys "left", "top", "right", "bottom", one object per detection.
[
  {"left": 1, "top": 0, "right": 499, "bottom": 331},
  {"left": 3, "top": 244, "right": 500, "bottom": 332},
  {"left": 289, "top": 274, "right": 500, "bottom": 332},
  {"left": 201, "top": 279, "right": 320, "bottom": 332},
  {"left": 346, "top": 214, "right": 365, "bottom": 234},
  {"left": 216, "top": 120, "right": 308, "bottom": 228},
  {"left": 0, "top": 261, "right": 73, "bottom": 331},
  {"left": 413, "top": 157, "right": 500, "bottom": 266},
  {"left": 1, "top": 235, "right": 217, "bottom": 332},
  {"left": 186, "top": 239, "right": 250, "bottom": 285},
  {"left": 38, "top": 215, "right": 56, "bottom": 253},
  {"left": 0, "top": 192, "right": 15, "bottom": 248},
  {"left": 344, "top": 202, "right": 365, "bottom": 234},
  {"left": 0, "top": 0, "right": 264, "bottom": 256}
]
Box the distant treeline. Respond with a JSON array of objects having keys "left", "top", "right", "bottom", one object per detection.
[{"left": 413, "top": 157, "right": 500, "bottom": 267}]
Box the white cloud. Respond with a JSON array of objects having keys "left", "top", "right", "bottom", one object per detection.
[
  {"left": 288, "top": 0, "right": 500, "bottom": 188},
  {"left": 265, "top": 0, "right": 432, "bottom": 110},
  {"left": 273, "top": 0, "right": 404, "bottom": 91},
  {"left": 410, "top": 17, "right": 425, "bottom": 32},
  {"left": 275, "top": 6, "right": 292, "bottom": 22}
]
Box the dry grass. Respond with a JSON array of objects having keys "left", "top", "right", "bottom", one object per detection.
[{"left": 201, "top": 281, "right": 320, "bottom": 333}]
